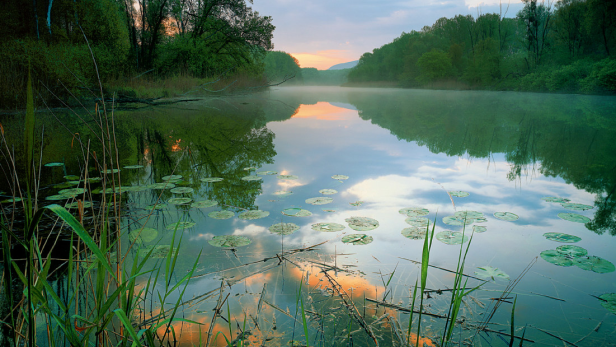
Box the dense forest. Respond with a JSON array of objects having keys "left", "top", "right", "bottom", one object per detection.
[
  {"left": 347, "top": 0, "right": 616, "bottom": 93},
  {"left": 263, "top": 51, "right": 350, "bottom": 85},
  {"left": 0, "top": 0, "right": 275, "bottom": 107}
]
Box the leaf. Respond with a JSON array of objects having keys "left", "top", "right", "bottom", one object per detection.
[
  {"left": 269, "top": 223, "right": 300, "bottom": 235},
  {"left": 341, "top": 234, "right": 373, "bottom": 245},
  {"left": 345, "top": 216, "right": 379, "bottom": 231},
  {"left": 474, "top": 266, "right": 510, "bottom": 281},
  {"left": 311, "top": 223, "right": 345, "bottom": 232},
  {"left": 558, "top": 213, "right": 591, "bottom": 223},
  {"left": 238, "top": 210, "right": 269, "bottom": 220},
  {"left": 209, "top": 235, "right": 252, "bottom": 248}
]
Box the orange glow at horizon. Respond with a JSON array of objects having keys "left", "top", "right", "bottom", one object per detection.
[
  {"left": 291, "top": 50, "right": 354, "bottom": 70},
  {"left": 292, "top": 102, "right": 351, "bottom": 121}
]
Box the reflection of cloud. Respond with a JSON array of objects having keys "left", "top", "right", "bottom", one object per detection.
[
  {"left": 292, "top": 102, "right": 353, "bottom": 120},
  {"left": 190, "top": 232, "right": 215, "bottom": 241},
  {"left": 233, "top": 224, "right": 267, "bottom": 236}
]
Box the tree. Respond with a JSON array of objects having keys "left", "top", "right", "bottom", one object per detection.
[
  {"left": 585, "top": 0, "right": 616, "bottom": 56},
  {"left": 517, "top": 0, "right": 553, "bottom": 67},
  {"left": 416, "top": 49, "right": 452, "bottom": 84},
  {"left": 263, "top": 51, "right": 302, "bottom": 83},
  {"left": 553, "top": 0, "right": 588, "bottom": 59}
]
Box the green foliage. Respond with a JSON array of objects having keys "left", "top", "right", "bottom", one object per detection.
[
  {"left": 416, "top": 49, "right": 452, "bottom": 84},
  {"left": 264, "top": 51, "right": 303, "bottom": 83}
]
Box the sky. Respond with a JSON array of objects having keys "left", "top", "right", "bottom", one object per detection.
[{"left": 251, "top": 0, "right": 526, "bottom": 70}]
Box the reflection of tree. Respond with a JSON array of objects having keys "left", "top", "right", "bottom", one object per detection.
[{"left": 347, "top": 91, "right": 616, "bottom": 235}]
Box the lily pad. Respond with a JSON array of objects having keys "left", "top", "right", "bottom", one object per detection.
[
  {"left": 191, "top": 200, "right": 218, "bottom": 208},
  {"left": 138, "top": 245, "right": 172, "bottom": 259},
  {"left": 542, "top": 197, "right": 571, "bottom": 203},
  {"left": 149, "top": 182, "right": 176, "bottom": 190},
  {"left": 322, "top": 209, "right": 336, "bottom": 213},
  {"left": 45, "top": 162, "right": 64, "bottom": 167},
  {"left": 209, "top": 235, "right": 251, "bottom": 248},
  {"left": 319, "top": 189, "right": 338, "bottom": 195},
  {"left": 200, "top": 177, "right": 224, "bottom": 183},
  {"left": 162, "top": 175, "right": 182, "bottom": 181},
  {"left": 474, "top": 266, "right": 510, "bottom": 281},
  {"left": 561, "top": 203, "right": 593, "bottom": 211},
  {"left": 273, "top": 190, "right": 293, "bottom": 197},
  {"left": 257, "top": 170, "right": 278, "bottom": 175},
  {"left": 473, "top": 225, "right": 487, "bottom": 233},
  {"left": 558, "top": 213, "right": 590, "bottom": 223},
  {"left": 124, "top": 165, "right": 144, "bottom": 169},
  {"left": 65, "top": 201, "right": 93, "bottom": 209},
  {"left": 598, "top": 293, "right": 616, "bottom": 314},
  {"left": 540, "top": 249, "right": 574, "bottom": 267},
  {"left": 58, "top": 188, "right": 86, "bottom": 196},
  {"left": 399, "top": 208, "right": 429, "bottom": 217},
  {"left": 102, "top": 169, "right": 120, "bottom": 174},
  {"left": 238, "top": 210, "right": 270, "bottom": 220},
  {"left": 241, "top": 176, "right": 262, "bottom": 181},
  {"left": 129, "top": 227, "right": 158, "bottom": 243},
  {"left": 474, "top": 217, "right": 488, "bottom": 223},
  {"left": 269, "top": 223, "right": 300, "bottom": 235},
  {"left": 64, "top": 175, "right": 80, "bottom": 180},
  {"left": 401, "top": 227, "right": 427, "bottom": 240},
  {"left": 243, "top": 167, "right": 257, "bottom": 171},
  {"left": 556, "top": 245, "right": 588, "bottom": 258},
  {"left": 166, "top": 221, "right": 196, "bottom": 230},
  {"left": 349, "top": 201, "right": 364, "bottom": 207},
  {"left": 54, "top": 181, "right": 80, "bottom": 189},
  {"left": 543, "top": 232, "right": 581, "bottom": 243},
  {"left": 208, "top": 211, "right": 234, "bottom": 219},
  {"left": 406, "top": 216, "right": 431, "bottom": 228},
  {"left": 2, "top": 197, "right": 22, "bottom": 203},
  {"left": 454, "top": 210, "right": 484, "bottom": 219},
  {"left": 345, "top": 216, "right": 379, "bottom": 231},
  {"left": 46, "top": 195, "right": 70, "bottom": 201},
  {"left": 144, "top": 204, "right": 167, "bottom": 211},
  {"left": 574, "top": 256, "right": 615, "bottom": 273},
  {"left": 170, "top": 187, "right": 194, "bottom": 194},
  {"left": 305, "top": 197, "right": 333, "bottom": 205},
  {"left": 282, "top": 208, "right": 312, "bottom": 217},
  {"left": 449, "top": 191, "right": 469, "bottom": 198},
  {"left": 436, "top": 231, "right": 469, "bottom": 245},
  {"left": 442, "top": 216, "right": 474, "bottom": 226},
  {"left": 494, "top": 212, "right": 519, "bottom": 221},
  {"left": 87, "top": 177, "right": 102, "bottom": 183},
  {"left": 278, "top": 175, "right": 298, "bottom": 180},
  {"left": 341, "top": 234, "right": 373, "bottom": 245},
  {"left": 168, "top": 197, "right": 192, "bottom": 205},
  {"left": 331, "top": 175, "right": 349, "bottom": 180},
  {"left": 312, "top": 223, "right": 345, "bottom": 232}
]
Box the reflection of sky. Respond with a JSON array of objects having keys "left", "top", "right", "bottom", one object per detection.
[{"left": 134, "top": 89, "right": 615, "bottom": 345}]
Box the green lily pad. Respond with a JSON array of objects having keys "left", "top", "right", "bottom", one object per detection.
[
  {"left": 65, "top": 201, "right": 93, "bottom": 209},
  {"left": 257, "top": 170, "right": 278, "bottom": 175},
  {"left": 58, "top": 188, "right": 86, "bottom": 196},
  {"left": 191, "top": 200, "right": 217, "bottom": 208},
  {"left": 200, "top": 177, "right": 224, "bottom": 183},
  {"left": 540, "top": 249, "right": 574, "bottom": 267},
  {"left": 542, "top": 197, "right": 571, "bottom": 203},
  {"left": 322, "top": 209, "right": 336, "bottom": 213},
  {"left": 129, "top": 227, "right": 158, "bottom": 243},
  {"left": 2, "top": 197, "right": 22, "bottom": 203},
  {"left": 144, "top": 204, "right": 166, "bottom": 211},
  {"left": 138, "top": 245, "right": 172, "bottom": 259},
  {"left": 269, "top": 223, "right": 300, "bottom": 235},
  {"left": 474, "top": 266, "right": 510, "bottom": 281},
  {"left": 494, "top": 212, "right": 519, "bottom": 221},
  {"left": 45, "top": 162, "right": 64, "bottom": 167},
  {"left": 331, "top": 175, "right": 349, "bottom": 180},
  {"left": 319, "top": 189, "right": 338, "bottom": 195},
  {"left": 454, "top": 210, "right": 484, "bottom": 219},
  {"left": 305, "top": 197, "right": 333, "bottom": 205},
  {"left": 473, "top": 225, "right": 487, "bottom": 233},
  {"left": 561, "top": 203, "right": 593, "bottom": 211},
  {"left": 558, "top": 213, "right": 590, "bottom": 223},
  {"left": 436, "top": 231, "right": 469, "bottom": 245},
  {"left": 209, "top": 235, "right": 252, "bottom": 248},
  {"left": 574, "top": 256, "right": 615, "bottom": 273},
  {"left": 54, "top": 181, "right": 79, "bottom": 189},
  {"left": 342, "top": 234, "right": 373, "bottom": 245},
  {"left": 278, "top": 175, "right": 298, "bottom": 180},
  {"left": 273, "top": 190, "right": 293, "bottom": 197},
  {"left": 170, "top": 187, "right": 194, "bottom": 194},
  {"left": 449, "top": 191, "right": 469, "bottom": 197},
  {"left": 399, "top": 208, "right": 429, "bottom": 217},
  {"left": 241, "top": 176, "right": 262, "bottom": 181},
  {"left": 243, "top": 167, "right": 257, "bottom": 171},
  {"left": 442, "top": 216, "right": 474, "bottom": 226},
  {"left": 406, "top": 216, "right": 431, "bottom": 228},
  {"left": 556, "top": 245, "right": 588, "bottom": 258},
  {"left": 345, "top": 217, "right": 379, "bottom": 231},
  {"left": 543, "top": 232, "right": 581, "bottom": 243},
  {"left": 162, "top": 175, "right": 182, "bottom": 181},
  {"left": 282, "top": 208, "right": 312, "bottom": 217},
  {"left": 46, "top": 195, "right": 70, "bottom": 201},
  {"left": 166, "top": 221, "right": 196, "bottom": 230},
  {"left": 102, "top": 169, "right": 120, "bottom": 174},
  {"left": 474, "top": 217, "right": 488, "bottom": 223},
  {"left": 598, "top": 293, "right": 616, "bottom": 314},
  {"left": 238, "top": 210, "right": 270, "bottom": 220},
  {"left": 349, "top": 201, "right": 364, "bottom": 207},
  {"left": 149, "top": 182, "right": 176, "bottom": 190},
  {"left": 87, "top": 177, "right": 102, "bottom": 183},
  {"left": 63, "top": 175, "right": 80, "bottom": 180},
  {"left": 312, "top": 223, "right": 345, "bottom": 232},
  {"left": 208, "top": 211, "right": 235, "bottom": 219},
  {"left": 401, "top": 227, "right": 427, "bottom": 240},
  {"left": 168, "top": 197, "right": 192, "bottom": 205},
  {"left": 124, "top": 165, "right": 144, "bottom": 169}
]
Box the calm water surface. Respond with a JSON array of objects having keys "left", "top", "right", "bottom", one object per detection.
[{"left": 3, "top": 86, "right": 616, "bottom": 346}]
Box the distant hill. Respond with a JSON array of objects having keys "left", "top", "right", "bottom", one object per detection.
[{"left": 327, "top": 60, "right": 358, "bottom": 70}]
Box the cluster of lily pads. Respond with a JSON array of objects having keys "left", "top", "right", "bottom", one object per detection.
[
  {"left": 540, "top": 244, "right": 614, "bottom": 273},
  {"left": 541, "top": 196, "right": 593, "bottom": 223}
]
